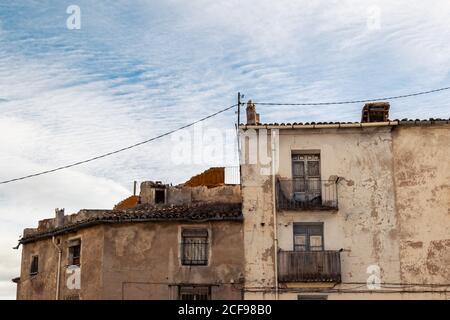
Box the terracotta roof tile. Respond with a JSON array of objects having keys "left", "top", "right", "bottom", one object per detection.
[
  {"left": 239, "top": 118, "right": 450, "bottom": 128},
  {"left": 20, "top": 202, "right": 242, "bottom": 244}
]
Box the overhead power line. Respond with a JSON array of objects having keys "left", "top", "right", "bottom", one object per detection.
[
  {"left": 0, "top": 104, "right": 238, "bottom": 185},
  {"left": 252, "top": 86, "right": 450, "bottom": 106},
  {"left": 1, "top": 85, "right": 449, "bottom": 185}
]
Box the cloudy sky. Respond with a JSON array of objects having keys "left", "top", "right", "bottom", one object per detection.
[{"left": 1, "top": 0, "right": 450, "bottom": 299}]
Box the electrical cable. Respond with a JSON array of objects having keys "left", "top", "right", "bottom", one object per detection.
[
  {"left": 2, "top": 85, "right": 450, "bottom": 184},
  {"left": 0, "top": 103, "right": 238, "bottom": 185}
]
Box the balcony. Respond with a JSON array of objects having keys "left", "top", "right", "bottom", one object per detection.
[
  {"left": 276, "top": 179, "right": 338, "bottom": 211},
  {"left": 278, "top": 250, "right": 341, "bottom": 283}
]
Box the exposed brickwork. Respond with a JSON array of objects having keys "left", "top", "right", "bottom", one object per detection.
[{"left": 184, "top": 167, "right": 225, "bottom": 188}]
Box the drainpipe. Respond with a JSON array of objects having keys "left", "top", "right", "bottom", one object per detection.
[
  {"left": 271, "top": 129, "right": 279, "bottom": 300},
  {"left": 52, "top": 236, "right": 62, "bottom": 300}
]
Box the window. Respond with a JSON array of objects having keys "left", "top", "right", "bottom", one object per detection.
[
  {"left": 68, "top": 239, "right": 81, "bottom": 266},
  {"left": 292, "top": 153, "right": 321, "bottom": 196},
  {"left": 30, "top": 255, "right": 39, "bottom": 275},
  {"left": 293, "top": 223, "right": 324, "bottom": 251},
  {"left": 155, "top": 189, "right": 165, "bottom": 204},
  {"left": 179, "top": 286, "right": 210, "bottom": 300},
  {"left": 181, "top": 229, "right": 208, "bottom": 266},
  {"left": 298, "top": 295, "right": 328, "bottom": 300}
]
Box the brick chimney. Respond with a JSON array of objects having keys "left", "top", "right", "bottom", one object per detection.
[
  {"left": 361, "top": 102, "right": 390, "bottom": 123},
  {"left": 246, "top": 100, "right": 260, "bottom": 125}
]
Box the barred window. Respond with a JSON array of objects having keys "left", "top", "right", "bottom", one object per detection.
[
  {"left": 30, "top": 255, "right": 39, "bottom": 275},
  {"left": 298, "top": 295, "right": 328, "bottom": 300},
  {"left": 179, "top": 286, "right": 210, "bottom": 300},
  {"left": 181, "top": 229, "right": 208, "bottom": 266}
]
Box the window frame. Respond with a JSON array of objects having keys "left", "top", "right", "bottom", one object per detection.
[
  {"left": 291, "top": 152, "right": 321, "bottom": 196},
  {"left": 29, "top": 255, "right": 39, "bottom": 276},
  {"left": 68, "top": 239, "right": 81, "bottom": 267},
  {"left": 154, "top": 189, "right": 166, "bottom": 204},
  {"left": 293, "top": 222, "right": 324, "bottom": 251}
]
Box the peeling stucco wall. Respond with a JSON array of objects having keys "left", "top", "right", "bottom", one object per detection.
[
  {"left": 17, "top": 226, "right": 104, "bottom": 300},
  {"left": 101, "top": 221, "right": 244, "bottom": 300},
  {"left": 139, "top": 183, "right": 241, "bottom": 206},
  {"left": 241, "top": 123, "right": 450, "bottom": 299},
  {"left": 393, "top": 126, "right": 450, "bottom": 285},
  {"left": 241, "top": 130, "right": 277, "bottom": 299},
  {"left": 191, "top": 185, "right": 241, "bottom": 203},
  {"left": 17, "top": 220, "right": 244, "bottom": 300},
  {"left": 277, "top": 127, "right": 400, "bottom": 285}
]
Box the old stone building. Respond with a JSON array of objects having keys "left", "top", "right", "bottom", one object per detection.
[
  {"left": 240, "top": 101, "right": 450, "bottom": 299},
  {"left": 14, "top": 169, "right": 244, "bottom": 300}
]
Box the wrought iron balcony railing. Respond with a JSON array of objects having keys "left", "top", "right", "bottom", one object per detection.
[
  {"left": 276, "top": 179, "right": 338, "bottom": 210},
  {"left": 278, "top": 250, "right": 341, "bottom": 283}
]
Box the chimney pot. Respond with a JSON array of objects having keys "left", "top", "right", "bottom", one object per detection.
[
  {"left": 246, "top": 100, "right": 260, "bottom": 125},
  {"left": 55, "top": 208, "right": 65, "bottom": 228}
]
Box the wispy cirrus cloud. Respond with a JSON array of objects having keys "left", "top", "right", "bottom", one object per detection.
[{"left": 0, "top": 0, "right": 450, "bottom": 298}]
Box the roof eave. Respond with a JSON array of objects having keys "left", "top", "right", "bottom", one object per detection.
[
  {"left": 239, "top": 121, "right": 399, "bottom": 130},
  {"left": 19, "top": 215, "right": 243, "bottom": 245}
]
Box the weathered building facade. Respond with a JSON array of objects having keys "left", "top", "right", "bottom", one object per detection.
[
  {"left": 15, "top": 172, "right": 244, "bottom": 300},
  {"left": 240, "top": 101, "right": 450, "bottom": 299},
  {"left": 14, "top": 102, "right": 450, "bottom": 300}
]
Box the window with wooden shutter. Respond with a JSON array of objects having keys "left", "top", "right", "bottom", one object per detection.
[{"left": 68, "top": 239, "right": 81, "bottom": 266}]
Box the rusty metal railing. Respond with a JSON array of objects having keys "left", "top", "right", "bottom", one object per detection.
[
  {"left": 276, "top": 179, "right": 338, "bottom": 210},
  {"left": 278, "top": 250, "right": 341, "bottom": 282}
]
